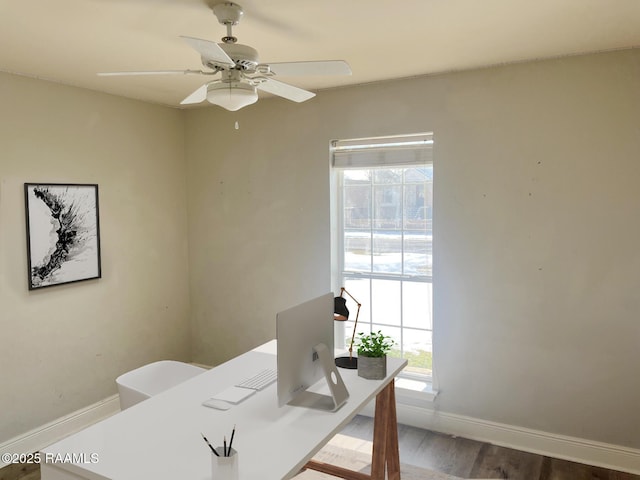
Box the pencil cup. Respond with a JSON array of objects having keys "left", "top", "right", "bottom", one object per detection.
[{"left": 211, "top": 447, "right": 238, "bottom": 480}]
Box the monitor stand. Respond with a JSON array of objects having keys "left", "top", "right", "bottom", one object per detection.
[{"left": 287, "top": 343, "right": 349, "bottom": 412}]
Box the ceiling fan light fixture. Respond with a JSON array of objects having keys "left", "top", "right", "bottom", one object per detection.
[{"left": 206, "top": 82, "right": 258, "bottom": 111}]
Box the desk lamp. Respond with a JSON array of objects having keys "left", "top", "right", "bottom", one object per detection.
[{"left": 333, "top": 287, "right": 361, "bottom": 369}]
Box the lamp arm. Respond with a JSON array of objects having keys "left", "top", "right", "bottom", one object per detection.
[
  {"left": 348, "top": 304, "right": 361, "bottom": 361},
  {"left": 340, "top": 288, "right": 362, "bottom": 361},
  {"left": 340, "top": 287, "right": 360, "bottom": 305}
]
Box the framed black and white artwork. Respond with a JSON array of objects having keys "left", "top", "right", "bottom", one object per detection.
[{"left": 24, "top": 183, "right": 102, "bottom": 290}]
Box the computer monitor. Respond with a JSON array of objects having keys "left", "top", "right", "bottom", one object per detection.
[{"left": 276, "top": 292, "right": 349, "bottom": 411}]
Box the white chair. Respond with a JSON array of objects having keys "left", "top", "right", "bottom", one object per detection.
[{"left": 116, "top": 360, "right": 206, "bottom": 410}]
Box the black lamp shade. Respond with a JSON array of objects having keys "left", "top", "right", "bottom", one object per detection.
[{"left": 334, "top": 296, "right": 349, "bottom": 320}]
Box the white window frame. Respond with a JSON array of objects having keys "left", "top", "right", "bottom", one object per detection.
[{"left": 330, "top": 133, "right": 435, "bottom": 393}]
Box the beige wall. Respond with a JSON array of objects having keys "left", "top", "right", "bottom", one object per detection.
[
  {"left": 185, "top": 102, "right": 334, "bottom": 364},
  {"left": 186, "top": 49, "right": 640, "bottom": 449},
  {"left": 0, "top": 73, "right": 191, "bottom": 442}
]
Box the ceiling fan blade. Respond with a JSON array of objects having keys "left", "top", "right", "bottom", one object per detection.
[
  {"left": 180, "top": 84, "right": 208, "bottom": 105},
  {"left": 180, "top": 36, "right": 235, "bottom": 67},
  {"left": 98, "top": 70, "right": 204, "bottom": 77},
  {"left": 268, "top": 60, "right": 352, "bottom": 77},
  {"left": 256, "top": 78, "right": 315, "bottom": 103}
]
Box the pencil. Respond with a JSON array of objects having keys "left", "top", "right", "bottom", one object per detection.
[
  {"left": 223, "top": 436, "right": 227, "bottom": 457},
  {"left": 201, "top": 433, "right": 219, "bottom": 457},
  {"left": 228, "top": 425, "right": 236, "bottom": 454}
]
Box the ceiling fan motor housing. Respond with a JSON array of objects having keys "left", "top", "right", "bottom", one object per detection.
[{"left": 218, "top": 43, "right": 259, "bottom": 70}]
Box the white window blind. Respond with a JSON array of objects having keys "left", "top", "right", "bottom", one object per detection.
[{"left": 331, "top": 133, "right": 433, "bottom": 169}]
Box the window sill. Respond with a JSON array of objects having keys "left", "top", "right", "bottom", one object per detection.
[
  {"left": 395, "top": 376, "right": 438, "bottom": 405},
  {"left": 356, "top": 375, "right": 438, "bottom": 420}
]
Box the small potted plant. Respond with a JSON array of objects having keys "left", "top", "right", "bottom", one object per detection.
[{"left": 355, "top": 330, "right": 394, "bottom": 380}]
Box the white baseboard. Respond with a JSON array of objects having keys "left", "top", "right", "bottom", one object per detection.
[
  {"left": 0, "top": 395, "right": 120, "bottom": 469},
  {"left": 387, "top": 403, "right": 640, "bottom": 475}
]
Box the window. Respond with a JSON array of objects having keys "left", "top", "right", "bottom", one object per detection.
[{"left": 332, "top": 133, "right": 433, "bottom": 380}]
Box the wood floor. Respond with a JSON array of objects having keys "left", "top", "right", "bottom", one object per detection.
[
  {"left": 334, "top": 415, "right": 639, "bottom": 480},
  {"left": 0, "top": 462, "right": 39, "bottom": 480},
  {"left": 1, "top": 415, "right": 638, "bottom": 480}
]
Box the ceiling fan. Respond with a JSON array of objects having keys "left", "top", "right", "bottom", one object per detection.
[{"left": 99, "top": 2, "right": 352, "bottom": 111}]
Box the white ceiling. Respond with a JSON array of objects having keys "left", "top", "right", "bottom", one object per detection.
[{"left": 1, "top": 0, "right": 639, "bottom": 108}]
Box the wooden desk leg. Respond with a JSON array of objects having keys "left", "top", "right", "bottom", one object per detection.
[
  {"left": 371, "top": 380, "right": 400, "bottom": 480},
  {"left": 386, "top": 382, "right": 401, "bottom": 479},
  {"left": 304, "top": 379, "right": 401, "bottom": 480}
]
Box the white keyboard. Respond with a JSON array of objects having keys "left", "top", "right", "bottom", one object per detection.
[{"left": 235, "top": 368, "right": 277, "bottom": 391}]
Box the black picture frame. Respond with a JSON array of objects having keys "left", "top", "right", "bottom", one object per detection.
[{"left": 24, "top": 183, "right": 102, "bottom": 290}]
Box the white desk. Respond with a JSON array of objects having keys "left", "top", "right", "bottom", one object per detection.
[{"left": 41, "top": 341, "right": 407, "bottom": 480}]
